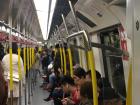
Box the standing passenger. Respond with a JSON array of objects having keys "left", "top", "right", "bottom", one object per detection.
[
  {"left": 2, "top": 42, "right": 25, "bottom": 105},
  {"left": 0, "top": 44, "right": 8, "bottom": 105}
]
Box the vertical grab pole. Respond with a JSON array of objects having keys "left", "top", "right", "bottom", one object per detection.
[
  {"left": 23, "top": 35, "right": 27, "bottom": 105},
  {"left": 61, "top": 14, "right": 67, "bottom": 75},
  {"left": 87, "top": 50, "right": 98, "bottom": 105},
  {"left": 9, "top": 18, "right": 13, "bottom": 105},
  {"left": 30, "top": 44, "right": 33, "bottom": 96},
  {"left": 61, "top": 14, "right": 73, "bottom": 77},
  {"left": 62, "top": 43, "right": 67, "bottom": 75},
  {"left": 17, "top": 24, "right": 22, "bottom": 105},
  {"left": 67, "top": 46, "right": 73, "bottom": 77},
  {"left": 68, "top": 0, "right": 84, "bottom": 68},
  {"left": 56, "top": 25, "right": 63, "bottom": 71},
  {"left": 27, "top": 36, "right": 31, "bottom": 105},
  {"left": 126, "top": 63, "right": 132, "bottom": 105},
  {"left": 84, "top": 31, "right": 98, "bottom": 105}
]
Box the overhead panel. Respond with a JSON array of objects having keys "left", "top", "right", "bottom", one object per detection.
[
  {"left": 74, "top": 0, "right": 120, "bottom": 32},
  {"left": 76, "top": 11, "right": 97, "bottom": 28}
]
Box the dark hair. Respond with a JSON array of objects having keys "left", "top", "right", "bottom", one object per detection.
[
  {"left": 96, "top": 71, "right": 101, "bottom": 80},
  {"left": 55, "top": 44, "right": 60, "bottom": 49},
  {"left": 99, "top": 87, "right": 119, "bottom": 100},
  {"left": 61, "top": 76, "right": 75, "bottom": 86},
  {"left": 12, "top": 42, "right": 18, "bottom": 54},
  {"left": 74, "top": 67, "right": 86, "bottom": 78},
  {"left": 0, "top": 43, "right": 5, "bottom": 61},
  {"left": 86, "top": 70, "right": 101, "bottom": 80},
  {"left": 98, "top": 78, "right": 111, "bottom": 89},
  {"left": 80, "top": 81, "right": 93, "bottom": 99}
]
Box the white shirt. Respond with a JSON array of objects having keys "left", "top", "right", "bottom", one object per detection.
[{"left": 2, "top": 54, "right": 25, "bottom": 82}]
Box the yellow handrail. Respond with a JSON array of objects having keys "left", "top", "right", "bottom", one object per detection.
[
  {"left": 67, "top": 48, "right": 73, "bottom": 77},
  {"left": 126, "top": 64, "right": 132, "bottom": 105},
  {"left": 87, "top": 50, "right": 98, "bottom": 105},
  {"left": 9, "top": 48, "right": 13, "bottom": 91},
  {"left": 79, "top": 49, "right": 83, "bottom": 67},
  {"left": 62, "top": 48, "right": 67, "bottom": 75},
  {"left": 24, "top": 48, "right": 26, "bottom": 74},
  {"left": 30, "top": 48, "right": 32, "bottom": 68},
  {"left": 59, "top": 48, "right": 63, "bottom": 71},
  {"left": 27, "top": 47, "right": 30, "bottom": 70},
  {"left": 18, "top": 48, "right": 22, "bottom": 80}
]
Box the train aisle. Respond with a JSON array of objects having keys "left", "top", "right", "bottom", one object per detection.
[
  {"left": 22, "top": 74, "right": 53, "bottom": 105},
  {"left": 32, "top": 77, "right": 53, "bottom": 105}
]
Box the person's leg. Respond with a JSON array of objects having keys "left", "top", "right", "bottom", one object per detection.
[
  {"left": 7, "top": 97, "right": 18, "bottom": 105},
  {"left": 44, "top": 85, "right": 55, "bottom": 101},
  {"left": 13, "top": 97, "right": 18, "bottom": 105}
]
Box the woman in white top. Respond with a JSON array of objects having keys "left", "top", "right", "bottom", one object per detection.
[{"left": 2, "top": 43, "right": 25, "bottom": 105}]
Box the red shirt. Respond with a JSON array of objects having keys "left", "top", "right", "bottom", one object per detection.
[{"left": 71, "top": 88, "right": 80, "bottom": 104}]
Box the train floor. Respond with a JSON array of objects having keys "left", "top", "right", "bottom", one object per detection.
[{"left": 21, "top": 74, "right": 53, "bottom": 105}]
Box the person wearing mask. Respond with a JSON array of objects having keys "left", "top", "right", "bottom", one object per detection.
[
  {"left": 2, "top": 42, "right": 25, "bottom": 105},
  {"left": 61, "top": 76, "right": 79, "bottom": 105}
]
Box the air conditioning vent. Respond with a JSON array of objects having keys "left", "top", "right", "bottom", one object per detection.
[
  {"left": 76, "top": 11, "right": 96, "bottom": 28},
  {"left": 102, "top": 0, "right": 113, "bottom": 4}
]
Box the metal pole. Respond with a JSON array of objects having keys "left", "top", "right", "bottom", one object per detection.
[
  {"left": 23, "top": 29, "right": 27, "bottom": 105},
  {"left": 17, "top": 23, "right": 22, "bottom": 105},
  {"left": 68, "top": 0, "right": 81, "bottom": 31},
  {"left": 66, "top": 31, "right": 99, "bottom": 105},
  {"left": 56, "top": 25, "right": 63, "bottom": 71},
  {"left": 68, "top": 0, "right": 84, "bottom": 68},
  {"left": 61, "top": 14, "right": 70, "bottom": 36},
  {"left": 9, "top": 16, "right": 14, "bottom": 105},
  {"left": 27, "top": 35, "right": 31, "bottom": 105}
]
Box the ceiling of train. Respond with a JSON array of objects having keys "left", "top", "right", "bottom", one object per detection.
[
  {"left": 49, "top": 0, "right": 126, "bottom": 39},
  {"left": 49, "top": 0, "right": 78, "bottom": 38},
  {"left": 0, "top": 0, "right": 43, "bottom": 41}
]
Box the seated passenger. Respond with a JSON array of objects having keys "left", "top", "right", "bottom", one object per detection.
[
  {"left": 79, "top": 81, "right": 93, "bottom": 105},
  {"left": 43, "top": 69, "right": 56, "bottom": 91},
  {"left": 73, "top": 67, "right": 86, "bottom": 86},
  {"left": 86, "top": 70, "right": 101, "bottom": 82},
  {"left": 99, "top": 87, "right": 122, "bottom": 105},
  {"left": 61, "top": 76, "right": 79, "bottom": 105}
]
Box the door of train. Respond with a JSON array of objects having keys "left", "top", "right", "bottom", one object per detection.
[{"left": 100, "top": 27, "right": 126, "bottom": 98}]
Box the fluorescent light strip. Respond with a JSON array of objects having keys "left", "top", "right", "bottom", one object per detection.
[{"left": 47, "top": 0, "right": 57, "bottom": 39}]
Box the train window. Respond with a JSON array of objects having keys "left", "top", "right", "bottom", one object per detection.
[
  {"left": 70, "top": 38, "right": 80, "bottom": 65},
  {"left": 100, "top": 27, "right": 126, "bottom": 98}
]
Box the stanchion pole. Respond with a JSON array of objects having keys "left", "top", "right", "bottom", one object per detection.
[
  {"left": 17, "top": 24, "right": 22, "bottom": 105},
  {"left": 67, "top": 47, "right": 73, "bottom": 77},
  {"left": 61, "top": 14, "right": 73, "bottom": 76},
  {"left": 68, "top": 0, "right": 84, "bottom": 68},
  {"left": 23, "top": 39, "right": 27, "bottom": 105},
  {"left": 9, "top": 22, "right": 14, "bottom": 105},
  {"left": 56, "top": 25, "right": 64, "bottom": 72},
  {"left": 126, "top": 63, "right": 132, "bottom": 105},
  {"left": 27, "top": 36, "right": 31, "bottom": 105},
  {"left": 30, "top": 45, "right": 33, "bottom": 96},
  {"left": 87, "top": 50, "right": 98, "bottom": 105}
]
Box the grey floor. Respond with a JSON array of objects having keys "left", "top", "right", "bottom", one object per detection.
[{"left": 21, "top": 75, "right": 53, "bottom": 105}]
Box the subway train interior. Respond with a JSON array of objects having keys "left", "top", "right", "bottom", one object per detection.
[{"left": 0, "top": 0, "right": 138, "bottom": 105}]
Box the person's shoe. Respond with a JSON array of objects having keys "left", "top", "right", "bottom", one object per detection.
[
  {"left": 44, "top": 97, "right": 51, "bottom": 102},
  {"left": 40, "top": 84, "right": 44, "bottom": 88}
]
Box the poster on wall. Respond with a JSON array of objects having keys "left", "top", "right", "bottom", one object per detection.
[{"left": 118, "top": 26, "right": 129, "bottom": 61}]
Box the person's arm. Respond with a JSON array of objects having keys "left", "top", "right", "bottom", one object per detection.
[
  {"left": 20, "top": 57, "right": 25, "bottom": 85},
  {"left": 62, "top": 98, "right": 75, "bottom": 105}
]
